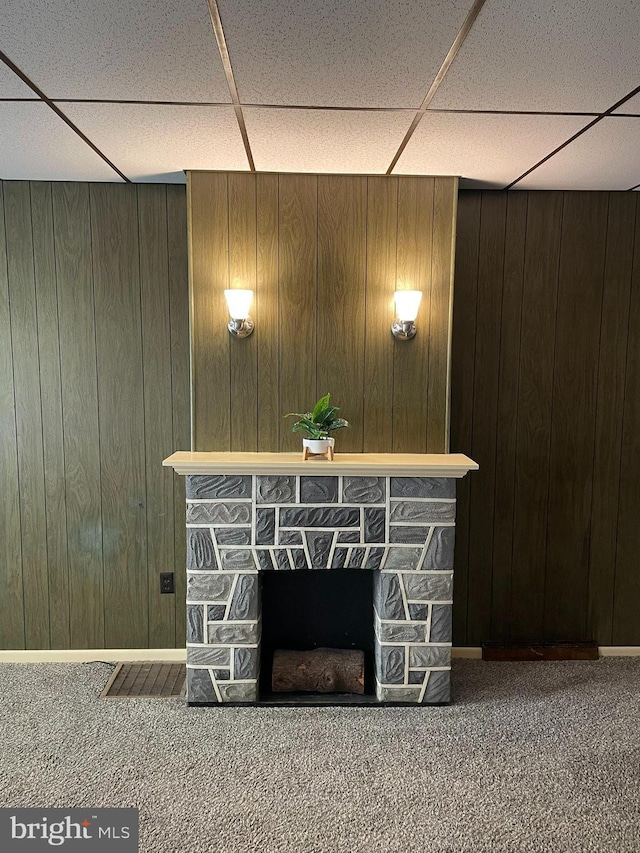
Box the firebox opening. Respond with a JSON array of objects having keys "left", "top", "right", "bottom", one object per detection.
[{"left": 260, "top": 570, "right": 375, "bottom": 698}]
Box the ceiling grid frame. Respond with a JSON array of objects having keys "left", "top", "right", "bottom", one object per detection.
[
  {"left": 0, "top": 1, "right": 638, "bottom": 188},
  {"left": 385, "top": 0, "right": 487, "bottom": 174},
  {"left": 206, "top": 0, "right": 255, "bottom": 171},
  {"left": 0, "top": 50, "right": 130, "bottom": 182}
]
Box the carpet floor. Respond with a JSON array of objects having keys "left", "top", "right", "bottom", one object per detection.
[{"left": 0, "top": 658, "right": 638, "bottom": 852}]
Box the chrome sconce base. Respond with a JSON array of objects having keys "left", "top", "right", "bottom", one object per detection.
[
  {"left": 228, "top": 316, "right": 255, "bottom": 338},
  {"left": 391, "top": 319, "right": 417, "bottom": 341}
]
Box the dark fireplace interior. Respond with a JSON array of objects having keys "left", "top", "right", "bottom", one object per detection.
[{"left": 260, "top": 570, "right": 375, "bottom": 699}]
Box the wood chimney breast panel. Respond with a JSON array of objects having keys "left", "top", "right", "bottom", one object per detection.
[{"left": 187, "top": 172, "right": 458, "bottom": 456}]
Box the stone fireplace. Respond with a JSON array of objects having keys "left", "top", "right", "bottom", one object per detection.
[{"left": 163, "top": 452, "right": 478, "bottom": 705}]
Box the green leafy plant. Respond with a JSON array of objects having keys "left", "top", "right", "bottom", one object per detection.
[{"left": 284, "top": 393, "right": 350, "bottom": 440}]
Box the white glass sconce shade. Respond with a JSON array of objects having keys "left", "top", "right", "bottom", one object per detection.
[
  {"left": 224, "top": 289, "right": 254, "bottom": 338},
  {"left": 224, "top": 288, "right": 253, "bottom": 319},
  {"left": 391, "top": 290, "right": 422, "bottom": 340}
]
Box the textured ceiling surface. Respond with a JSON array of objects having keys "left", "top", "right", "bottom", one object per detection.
[
  {"left": 0, "top": 102, "right": 123, "bottom": 182},
  {"left": 0, "top": 61, "right": 36, "bottom": 99},
  {"left": 63, "top": 103, "right": 249, "bottom": 181},
  {"left": 516, "top": 118, "right": 640, "bottom": 191},
  {"left": 395, "top": 112, "right": 588, "bottom": 188},
  {"left": 0, "top": 0, "right": 231, "bottom": 102},
  {"left": 613, "top": 91, "right": 640, "bottom": 115},
  {"left": 431, "top": 0, "right": 640, "bottom": 112},
  {"left": 216, "top": 0, "right": 472, "bottom": 108},
  {"left": 244, "top": 107, "right": 413, "bottom": 173},
  {"left": 0, "top": 0, "right": 639, "bottom": 189}
]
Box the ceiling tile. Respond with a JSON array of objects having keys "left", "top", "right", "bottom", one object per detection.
[
  {"left": 0, "top": 102, "right": 122, "bottom": 181},
  {"left": 218, "top": 0, "right": 473, "bottom": 108},
  {"left": 515, "top": 118, "right": 640, "bottom": 190},
  {"left": 0, "top": 62, "right": 37, "bottom": 98},
  {"left": 432, "top": 0, "right": 640, "bottom": 112},
  {"left": 394, "top": 112, "right": 587, "bottom": 188},
  {"left": 613, "top": 92, "right": 640, "bottom": 115},
  {"left": 63, "top": 104, "right": 249, "bottom": 182},
  {"left": 0, "top": 0, "right": 230, "bottom": 102},
  {"left": 244, "top": 107, "right": 412, "bottom": 173}
]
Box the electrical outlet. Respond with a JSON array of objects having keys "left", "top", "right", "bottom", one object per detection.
[{"left": 160, "top": 572, "right": 175, "bottom": 594}]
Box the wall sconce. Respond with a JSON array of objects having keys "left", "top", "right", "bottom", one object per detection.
[
  {"left": 224, "top": 289, "right": 254, "bottom": 338},
  {"left": 391, "top": 290, "right": 422, "bottom": 340}
]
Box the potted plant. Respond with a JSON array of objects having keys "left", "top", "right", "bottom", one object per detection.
[{"left": 284, "top": 393, "right": 350, "bottom": 460}]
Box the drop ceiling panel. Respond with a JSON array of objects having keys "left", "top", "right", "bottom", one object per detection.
[
  {"left": 395, "top": 112, "right": 587, "bottom": 188},
  {"left": 432, "top": 0, "right": 640, "bottom": 112},
  {"left": 0, "top": 102, "right": 122, "bottom": 181},
  {"left": 0, "top": 0, "right": 230, "bottom": 102},
  {"left": 0, "top": 62, "right": 37, "bottom": 98},
  {"left": 244, "top": 107, "right": 412, "bottom": 173},
  {"left": 516, "top": 118, "right": 640, "bottom": 190},
  {"left": 613, "top": 92, "right": 640, "bottom": 115},
  {"left": 217, "top": 0, "right": 473, "bottom": 108},
  {"left": 63, "top": 104, "right": 249, "bottom": 182}
]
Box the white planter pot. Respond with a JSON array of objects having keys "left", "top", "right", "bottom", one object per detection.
[{"left": 303, "top": 437, "right": 335, "bottom": 455}]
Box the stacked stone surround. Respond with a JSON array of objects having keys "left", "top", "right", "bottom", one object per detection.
[{"left": 185, "top": 473, "right": 456, "bottom": 705}]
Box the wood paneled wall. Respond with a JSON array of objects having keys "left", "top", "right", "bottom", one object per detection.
[
  {"left": 0, "top": 181, "right": 189, "bottom": 650},
  {"left": 188, "top": 172, "right": 458, "bottom": 454},
  {"left": 9, "top": 178, "right": 634, "bottom": 650},
  {"left": 452, "top": 190, "right": 640, "bottom": 646}
]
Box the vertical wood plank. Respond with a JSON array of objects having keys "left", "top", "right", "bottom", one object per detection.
[
  {"left": 167, "top": 185, "right": 190, "bottom": 647},
  {"left": 317, "top": 175, "right": 367, "bottom": 451},
  {"left": 278, "top": 174, "right": 317, "bottom": 451},
  {"left": 363, "top": 177, "right": 397, "bottom": 452},
  {"left": 90, "top": 183, "right": 147, "bottom": 649},
  {"left": 544, "top": 192, "right": 608, "bottom": 641},
  {"left": 589, "top": 193, "right": 636, "bottom": 644},
  {"left": 428, "top": 177, "right": 457, "bottom": 453},
  {"left": 0, "top": 180, "right": 187, "bottom": 651},
  {"left": 138, "top": 185, "right": 175, "bottom": 648},
  {"left": 31, "top": 182, "right": 70, "bottom": 649},
  {"left": 491, "top": 191, "right": 527, "bottom": 641},
  {"left": 256, "top": 174, "right": 279, "bottom": 451},
  {"left": 393, "top": 177, "right": 433, "bottom": 453},
  {"left": 466, "top": 192, "right": 507, "bottom": 645},
  {"left": 510, "top": 192, "right": 563, "bottom": 642},
  {"left": 0, "top": 181, "right": 25, "bottom": 649},
  {"left": 450, "top": 191, "right": 481, "bottom": 645},
  {"left": 612, "top": 202, "right": 640, "bottom": 645},
  {"left": 52, "top": 182, "right": 104, "bottom": 649},
  {"left": 4, "top": 181, "right": 49, "bottom": 649},
  {"left": 188, "top": 172, "right": 230, "bottom": 451},
  {"left": 228, "top": 173, "right": 258, "bottom": 451}
]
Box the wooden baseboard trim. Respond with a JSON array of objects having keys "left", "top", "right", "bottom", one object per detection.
[
  {"left": 0, "top": 649, "right": 188, "bottom": 663},
  {"left": 451, "top": 647, "right": 483, "bottom": 659},
  {"left": 2, "top": 647, "right": 479, "bottom": 663},
  {"left": 0, "top": 646, "right": 638, "bottom": 664},
  {"left": 453, "top": 646, "right": 640, "bottom": 658},
  {"left": 482, "top": 641, "right": 599, "bottom": 661},
  {"left": 598, "top": 646, "right": 640, "bottom": 656}
]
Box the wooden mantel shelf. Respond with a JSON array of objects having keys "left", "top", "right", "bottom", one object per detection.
[{"left": 163, "top": 451, "right": 478, "bottom": 478}]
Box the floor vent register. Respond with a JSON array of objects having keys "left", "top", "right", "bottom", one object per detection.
[{"left": 101, "top": 662, "right": 186, "bottom": 698}]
